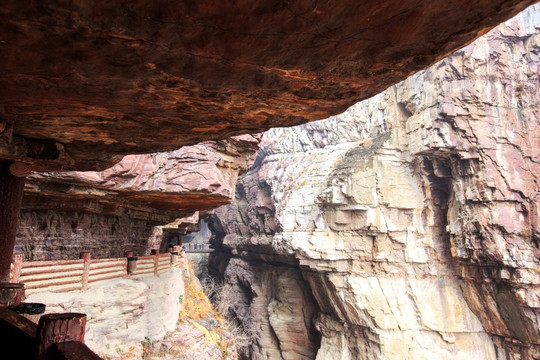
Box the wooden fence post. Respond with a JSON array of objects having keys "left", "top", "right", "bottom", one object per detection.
[
  {"left": 170, "top": 252, "right": 178, "bottom": 266},
  {"left": 150, "top": 249, "right": 158, "bottom": 276},
  {"left": 12, "top": 253, "right": 23, "bottom": 283},
  {"left": 37, "top": 313, "right": 87, "bottom": 359},
  {"left": 79, "top": 252, "right": 90, "bottom": 291},
  {"left": 126, "top": 250, "right": 137, "bottom": 275}
]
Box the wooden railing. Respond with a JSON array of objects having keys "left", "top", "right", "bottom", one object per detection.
[
  {"left": 184, "top": 243, "right": 213, "bottom": 253},
  {"left": 9, "top": 247, "right": 185, "bottom": 296}
]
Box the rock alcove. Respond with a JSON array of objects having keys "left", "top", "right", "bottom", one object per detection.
[{"left": 0, "top": 1, "right": 538, "bottom": 359}]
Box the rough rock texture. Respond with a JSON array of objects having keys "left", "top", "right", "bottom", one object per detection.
[
  {"left": 16, "top": 210, "right": 154, "bottom": 260},
  {"left": 26, "top": 268, "right": 185, "bottom": 358},
  {"left": 16, "top": 135, "right": 259, "bottom": 260},
  {"left": 212, "top": 258, "right": 320, "bottom": 360},
  {"left": 210, "top": 5, "right": 540, "bottom": 359},
  {"left": 142, "top": 319, "right": 237, "bottom": 360},
  {"left": 0, "top": 0, "right": 537, "bottom": 170},
  {"left": 24, "top": 135, "right": 260, "bottom": 220},
  {"left": 25, "top": 261, "right": 238, "bottom": 360}
]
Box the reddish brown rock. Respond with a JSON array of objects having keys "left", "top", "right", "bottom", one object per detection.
[
  {"left": 0, "top": 0, "right": 537, "bottom": 170},
  {"left": 15, "top": 135, "right": 260, "bottom": 260},
  {"left": 23, "top": 135, "right": 260, "bottom": 218}
]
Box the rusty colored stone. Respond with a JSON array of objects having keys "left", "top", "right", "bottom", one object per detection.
[
  {"left": 208, "top": 6, "right": 540, "bottom": 358},
  {"left": 8, "top": 162, "right": 31, "bottom": 178},
  {"left": 0, "top": 0, "right": 537, "bottom": 171}
]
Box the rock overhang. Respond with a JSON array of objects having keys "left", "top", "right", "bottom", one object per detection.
[{"left": 0, "top": 0, "right": 538, "bottom": 171}]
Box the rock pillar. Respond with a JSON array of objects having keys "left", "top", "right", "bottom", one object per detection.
[{"left": 0, "top": 163, "right": 28, "bottom": 282}]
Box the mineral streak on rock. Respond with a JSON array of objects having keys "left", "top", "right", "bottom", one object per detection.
[
  {"left": 0, "top": 0, "right": 538, "bottom": 170},
  {"left": 209, "top": 5, "right": 540, "bottom": 359}
]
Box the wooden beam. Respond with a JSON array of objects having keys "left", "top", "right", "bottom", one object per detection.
[{"left": 37, "top": 313, "right": 87, "bottom": 359}]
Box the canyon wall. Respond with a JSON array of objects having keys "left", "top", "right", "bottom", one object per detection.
[
  {"left": 209, "top": 5, "right": 540, "bottom": 359},
  {"left": 16, "top": 210, "right": 154, "bottom": 260}
]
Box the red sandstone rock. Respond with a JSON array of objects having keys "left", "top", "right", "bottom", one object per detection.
[
  {"left": 0, "top": 0, "right": 537, "bottom": 170},
  {"left": 15, "top": 135, "right": 259, "bottom": 261},
  {"left": 23, "top": 135, "right": 260, "bottom": 219}
]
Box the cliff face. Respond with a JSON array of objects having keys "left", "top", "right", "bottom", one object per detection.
[
  {"left": 0, "top": 0, "right": 536, "bottom": 171},
  {"left": 209, "top": 5, "right": 540, "bottom": 359},
  {"left": 16, "top": 135, "right": 260, "bottom": 260}
]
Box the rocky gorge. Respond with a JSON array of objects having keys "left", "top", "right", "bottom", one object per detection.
[
  {"left": 0, "top": 1, "right": 539, "bottom": 359},
  {"left": 209, "top": 5, "right": 540, "bottom": 359}
]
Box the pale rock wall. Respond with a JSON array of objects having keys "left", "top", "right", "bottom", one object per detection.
[
  {"left": 26, "top": 268, "right": 185, "bottom": 358},
  {"left": 210, "top": 5, "right": 540, "bottom": 360}
]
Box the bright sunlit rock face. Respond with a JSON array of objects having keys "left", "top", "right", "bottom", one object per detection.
[{"left": 209, "top": 5, "right": 540, "bottom": 359}]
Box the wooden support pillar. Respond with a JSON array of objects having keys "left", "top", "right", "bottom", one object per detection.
[
  {"left": 12, "top": 253, "right": 23, "bottom": 283},
  {"left": 0, "top": 162, "right": 28, "bottom": 282},
  {"left": 170, "top": 252, "right": 178, "bottom": 265},
  {"left": 37, "top": 313, "right": 86, "bottom": 359},
  {"left": 79, "top": 252, "right": 90, "bottom": 291},
  {"left": 150, "top": 249, "right": 158, "bottom": 276},
  {"left": 126, "top": 249, "right": 136, "bottom": 275}
]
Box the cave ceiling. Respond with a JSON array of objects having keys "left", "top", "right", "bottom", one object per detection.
[{"left": 0, "top": 0, "right": 537, "bottom": 171}]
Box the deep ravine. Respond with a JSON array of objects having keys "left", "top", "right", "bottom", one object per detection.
[{"left": 208, "top": 5, "right": 540, "bottom": 359}]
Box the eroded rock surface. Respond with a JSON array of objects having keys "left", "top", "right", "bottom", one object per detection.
[
  {"left": 0, "top": 0, "right": 537, "bottom": 170},
  {"left": 26, "top": 268, "right": 185, "bottom": 358},
  {"left": 213, "top": 258, "right": 320, "bottom": 359},
  {"left": 16, "top": 135, "right": 259, "bottom": 259},
  {"left": 210, "top": 5, "right": 540, "bottom": 359}
]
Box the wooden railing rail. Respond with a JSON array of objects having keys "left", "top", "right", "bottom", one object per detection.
[{"left": 9, "top": 247, "right": 185, "bottom": 295}]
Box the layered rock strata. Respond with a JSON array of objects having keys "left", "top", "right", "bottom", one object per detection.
[
  {"left": 210, "top": 5, "right": 540, "bottom": 359},
  {"left": 0, "top": 0, "right": 537, "bottom": 170},
  {"left": 16, "top": 135, "right": 259, "bottom": 260}
]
